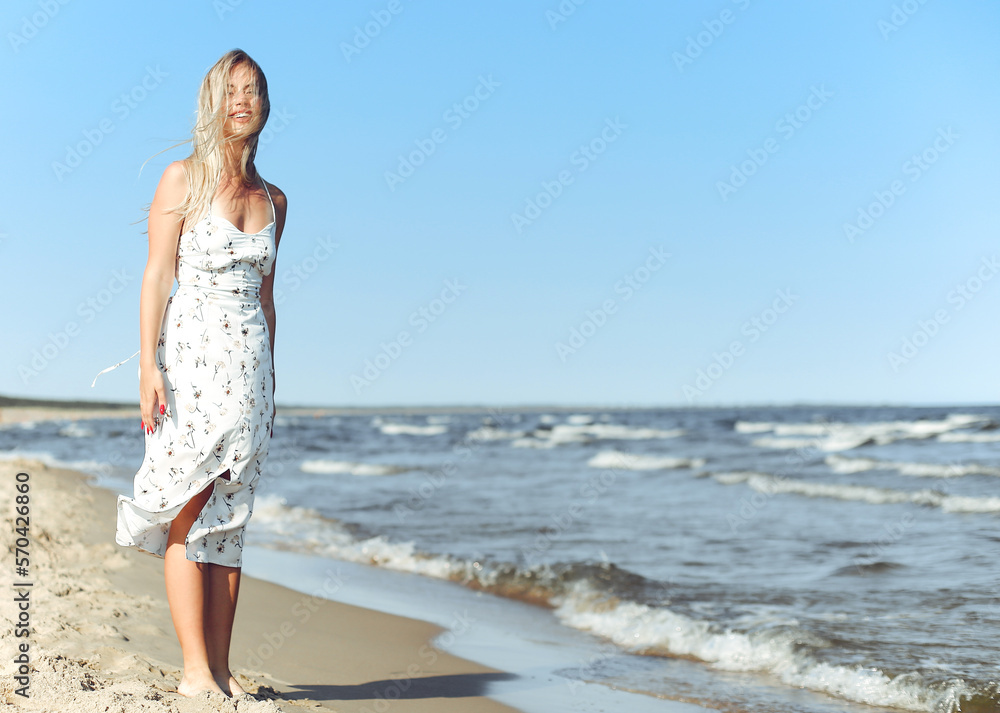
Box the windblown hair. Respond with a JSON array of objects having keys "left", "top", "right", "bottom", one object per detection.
[{"left": 138, "top": 49, "right": 270, "bottom": 232}]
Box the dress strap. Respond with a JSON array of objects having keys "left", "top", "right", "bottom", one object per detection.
[
  {"left": 260, "top": 174, "right": 275, "bottom": 224},
  {"left": 90, "top": 349, "right": 141, "bottom": 388}
]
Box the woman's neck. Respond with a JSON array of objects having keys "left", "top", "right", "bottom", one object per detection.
[
  {"left": 222, "top": 142, "right": 249, "bottom": 178},
  {"left": 221, "top": 159, "right": 253, "bottom": 182}
]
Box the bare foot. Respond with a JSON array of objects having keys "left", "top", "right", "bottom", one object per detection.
[
  {"left": 216, "top": 672, "right": 247, "bottom": 697},
  {"left": 177, "top": 673, "right": 227, "bottom": 697}
]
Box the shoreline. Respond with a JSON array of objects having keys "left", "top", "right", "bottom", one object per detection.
[
  {"left": 0, "top": 456, "right": 523, "bottom": 713},
  {"left": 3, "top": 401, "right": 985, "bottom": 424},
  {"left": 0, "top": 407, "right": 719, "bottom": 712}
]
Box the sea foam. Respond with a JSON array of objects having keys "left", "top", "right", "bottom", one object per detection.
[
  {"left": 587, "top": 450, "right": 706, "bottom": 471},
  {"left": 738, "top": 414, "right": 989, "bottom": 452},
  {"left": 300, "top": 460, "right": 413, "bottom": 476}
]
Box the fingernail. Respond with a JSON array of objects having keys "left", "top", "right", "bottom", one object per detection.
[{"left": 160, "top": 404, "right": 165, "bottom": 415}]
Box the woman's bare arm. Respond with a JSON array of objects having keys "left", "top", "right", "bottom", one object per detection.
[{"left": 139, "top": 160, "right": 186, "bottom": 430}]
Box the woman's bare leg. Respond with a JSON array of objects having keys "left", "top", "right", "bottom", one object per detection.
[
  {"left": 164, "top": 481, "right": 226, "bottom": 697},
  {"left": 206, "top": 563, "right": 246, "bottom": 695}
]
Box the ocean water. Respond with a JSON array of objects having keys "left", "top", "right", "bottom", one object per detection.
[{"left": 3, "top": 404, "right": 999, "bottom": 712}]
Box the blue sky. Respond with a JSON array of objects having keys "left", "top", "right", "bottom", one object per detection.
[{"left": 3, "top": 1, "right": 998, "bottom": 408}]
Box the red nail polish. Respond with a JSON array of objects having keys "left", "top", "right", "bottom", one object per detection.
[{"left": 160, "top": 404, "right": 165, "bottom": 415}]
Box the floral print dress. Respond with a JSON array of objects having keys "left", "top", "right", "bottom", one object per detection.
[{"left": 94, "top": 176, "right": 276, "bottom": 567}]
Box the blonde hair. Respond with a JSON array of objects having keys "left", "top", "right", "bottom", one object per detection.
[{"left": 137, "top": 49, "right": 270, "bottom": 233}]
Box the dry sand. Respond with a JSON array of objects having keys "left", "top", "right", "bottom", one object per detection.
[
  {"left": 0, "top": 455, "right": 522, "bottom": 713},
  {"left": 0, "top": 406, "right": 141, "bottom": 425}
]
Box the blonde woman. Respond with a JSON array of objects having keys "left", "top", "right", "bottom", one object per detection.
[{"left": 92, "top": 48, "right": 286, "bottom": 698}]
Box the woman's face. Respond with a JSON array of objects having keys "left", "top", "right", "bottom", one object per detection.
[{"left": 223, "top": 63, "right": 260, "bottom": 138}]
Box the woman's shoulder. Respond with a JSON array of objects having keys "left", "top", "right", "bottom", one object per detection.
[
  {"left": 159, "top": 160, "right": 190, "bottom": 192},
  {"left": 150, "top": 161, "right": 190, "bottom": 208},
  {"left": 164, "top": 159, "right": 188, "bottom": 178},
  {"left": 263, "top": 177, "right": 287, "bottom": 203},
  {"left": 263, "top": 178, "right": 288, "bottom": 216}
]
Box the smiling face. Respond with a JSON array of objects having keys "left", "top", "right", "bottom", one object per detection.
[{"left": 223, "top": 62, "right": 260, "bottom": 138}]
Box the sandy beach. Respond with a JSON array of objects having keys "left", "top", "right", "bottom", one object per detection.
[
  {"left": 0, "top": 406, "right": 141, "bottom": 425},
  {"left": 0, "top": 449, "right": 522, "bottom": 713}
]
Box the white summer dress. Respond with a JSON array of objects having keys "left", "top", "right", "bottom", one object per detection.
[{"left": 91, "top": 175, "right": 276, "bottom": 567}]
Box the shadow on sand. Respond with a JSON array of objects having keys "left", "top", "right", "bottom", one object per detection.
[{"left": 273, "top": 671, "right": 519, "bottom": 701}]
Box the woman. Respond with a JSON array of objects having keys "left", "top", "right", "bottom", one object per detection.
[{"left": 92, "top": 48, "right": 286, "bottom": 698}]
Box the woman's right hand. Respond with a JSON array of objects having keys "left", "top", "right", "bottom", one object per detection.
[
  {"left": 139, "top": 364, "right": 168, "bottom": 434},
  {"left": 138, "top": 160, "right": 186, "bottom": 434}
]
